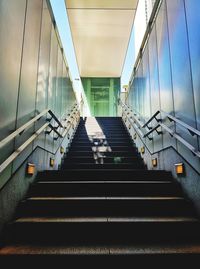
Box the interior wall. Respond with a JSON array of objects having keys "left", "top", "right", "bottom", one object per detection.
[
  {"left": 0, "top": 0, "right": 76, "bottom": 233},
  {"left": 127, "top": 0, "right": 200, "bottom": 206}
]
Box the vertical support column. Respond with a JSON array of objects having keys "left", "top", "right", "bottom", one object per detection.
[{"left": 109, "top": 78, "right": 114, "bottom": 116}]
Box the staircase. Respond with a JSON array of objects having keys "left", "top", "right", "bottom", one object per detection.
[{"left": 1, "top": 117, "right": 200, "bottom": 264}]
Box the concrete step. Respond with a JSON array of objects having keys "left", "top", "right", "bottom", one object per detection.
[
  {"left": 16, "top": 197, "right": 194, "bottom": 218},
  {"left": 37, "top": 169, "right": 173, "bottom": 181},
  {"left": 6, "top": 216, "right": 200, "bottom": 245},
  {"left": 61, "top": 163, "right": 145, "bottom": 170},
  {"left": 63, "top": 156, "right": 143, "bottom": 164},
  {"left": 29, "top": 181, "right": 181, "bottom": 197}
]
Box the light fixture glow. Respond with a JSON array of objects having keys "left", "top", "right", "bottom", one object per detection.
[
  {"left": 60, "top": 146, "right": 64, "bottom": 154},
  {"left": 27, "top": 163, "right": 35, "bottom": 175},
  {"left": 50, "top": 158, "right": 55, "bottom": 167},
  {"left": 175, "top": 163, "right": 184, "bottom": 175},
  {"left": 141, "top": 146, "right": 145, "bottom": 154},
  {"left": 152, "top": 158, "right": 157, "bottom": 167}
]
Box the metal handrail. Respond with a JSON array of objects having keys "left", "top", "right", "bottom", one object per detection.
[
  {"left": 120, "top": 100, "right": 200, "bottom": 159},
  {"left": 161, "top": 111, "right": 200, "bottom": 137},
  {"left": 48, "top": 110, "right": 64, "bottom": 128},
  {"left": 0, "top": 104, "right": 77, "bottom": 150},
  {"left": 121, "top": 100, "right": 200, "bottom": 139},
  {"left": 0, "top": 103, "right": 79, "bottom": 174},
  {"left": 0, "top": 109, "right": 49, "bottom": 150},
  {"left": 0, "top": 123, "right": 49, "bottom": 173},
  {"left": 142, "top": 111, "right": 161, "bottom": 129}
]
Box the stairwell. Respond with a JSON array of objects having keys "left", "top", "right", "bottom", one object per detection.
[{"left": 1, "top": 117, "right": 200, "bottom": 264}]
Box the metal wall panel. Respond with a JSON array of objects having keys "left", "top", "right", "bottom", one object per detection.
[
  {"left": 45, "top": 28, "right": 58, "bottom": 154},
  {"left": 34, "top": 0, "right": 52, "bottom": 157},
  {"left": 13, "top": 0, "right": 43, "bottom": 171},
  {"left": 48, "top": 29, "right": 58, "bottom": 113},
  {"left": 53, "top": 48, "right": 63, "bottom": 152},
  {"left": 166, "top": 0, "right": 199, "bottom": 170},
  {"left": 166, "top": 0, "right": 196, "bottom": 125},
  {"left": 184, "top": 0, "right": 200, "bottom": 150},
  {"left": 0, "top": 0, "right": 26, "bottom": 165},
  {"left": 142, "top": 47, "right": 153, "bottom": 152},
  {"left": 148, "top": 25, "right": 162, "bottom": 152},
  {"left": 155, "top": 0, "right": 176, "bottom": 149},
  {"left": 128, "top": 0, "right": 200, "bottom": 172},
  {"left": 0, "top": 0, "right": 77, "bottom": 232},
  {"left": 138, "top": 63, "right": 144, "bottom": 118}
]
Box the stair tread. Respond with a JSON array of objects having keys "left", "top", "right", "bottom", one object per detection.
[
  {"left": 1, "top": 243, "right": 200, "bottom": 255},
  {"left": 47, "top": 169, "right": 168, "bottom": 172},
  {"left": 36, "top": 181, "right": 173, "bottom": 184},
  {"left": 15, "top": 216, "right": 198, "bottom": 223},
  {"left": 26, "top": 196, "right": 183, "bottom": 201},
  {"left": 2, "top": 117, "right": 198, "bottom": 258}
]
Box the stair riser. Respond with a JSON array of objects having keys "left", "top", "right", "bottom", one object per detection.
[
  {"left": 72, "top": 139, "right": 132, "bottom": 143},
  {"left": 63, "top": 157, "right": 141, "bottom": 164},
  {"left": 9, "top": 222, "right": 200, "bottom": 244},
  {"left": 66, "top": 152, "right": 139, "bottom": 157},
  {"left": 37, "top": 171, "right": 172, "bottom": 181},
  {"left": 73, "top": 134, "right": 130, "bottom": 138},
  {"left": 74, "top": 133, "right": 129, "bottom": 137},
  {"left": 69, "top": 147, "right": 136, "bottom": 152},
  {"left": 61, "top": 164, "right": 145, "bottom": 169},
  {"left": 29, "top": 183, "right": 181, "bottom": 197},
  {"left": 1, "top": 255, "right": 200, "bottom": 265},
  {"left": 70, "top": 142, "right": 133, "bottom": 147},
  {"left": 76, "top": 127, "right": 126, "bottom": 130},
  {"left": 17, "top": 200, "right": 193, "bottom": 218}
]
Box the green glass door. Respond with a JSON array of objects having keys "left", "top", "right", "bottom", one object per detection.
[
  {"left": 81, "top": 77, "right": 120, "bottom": 116},
  {"left": 91, "top": 86, "right": 109, "bottom": 116}
]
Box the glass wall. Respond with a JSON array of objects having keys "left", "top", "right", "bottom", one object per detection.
[
  {"left": 82, "top": 78, "right": 120, "bottom": 116},
  {"left": 128, "top": 0, "right": 200, "bottom": 172}
]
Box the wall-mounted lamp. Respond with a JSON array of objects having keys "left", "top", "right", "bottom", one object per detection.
[
  {"left": 175, "top": 163, "right": 184, "bottom": 175},
  {"left": 50, "top": 158, "right": 55, "bottom": 167},
  {"left": 27, "top": 163, "right": 35, "bottom": 175},
  {"left": 134, "top": 133, "right": 137, "bottom": 140},
  {"left": 128, "top": 124, "right": 131, "bottom": 130},
  {"left": 141, "top": 146, "right": 145, "bottom": 154},
  {"left": 60, "top": 146, "right": 64, "bottom": 154},
  {"left": 152, "top": 158, "right": 157, "bottom": 167}
]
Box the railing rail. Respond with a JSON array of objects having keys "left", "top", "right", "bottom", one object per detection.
[
  {"left": 161, "top": 111, "right": 200, "bottom": 137},
  {"left": 0, "top": 103, "right": 80, "bottom": 174},
  {"left": 119, "top": 100, "right": 200, "bottom": 159}
]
